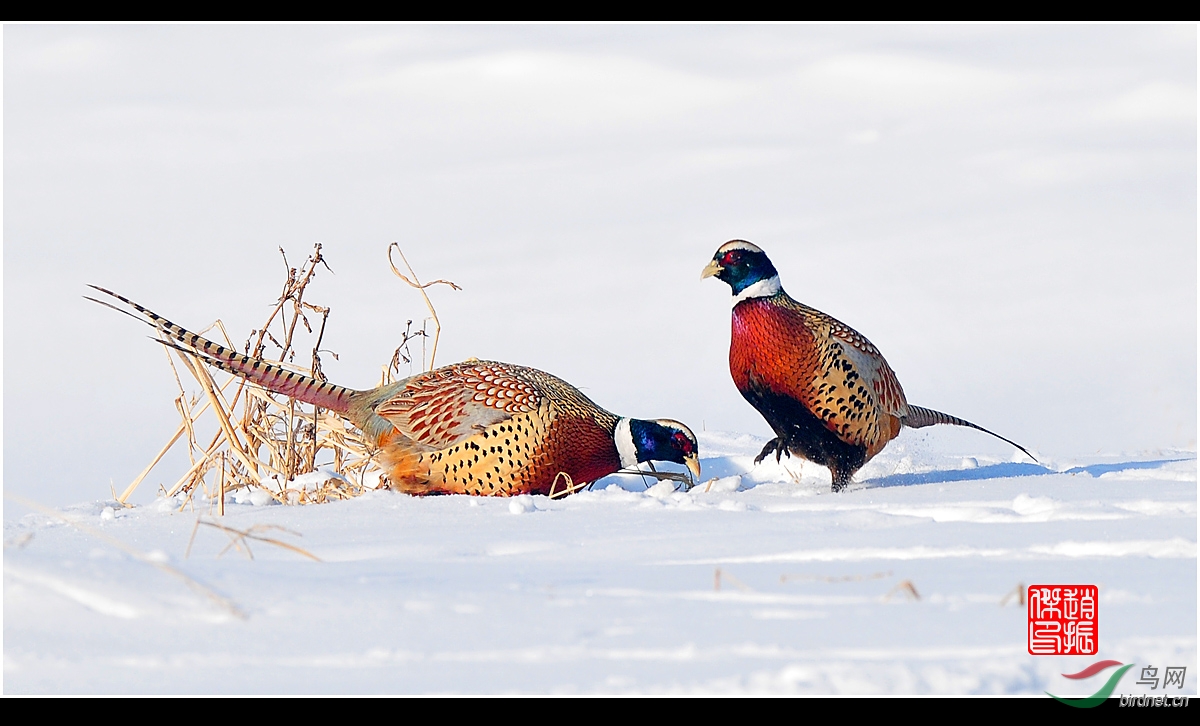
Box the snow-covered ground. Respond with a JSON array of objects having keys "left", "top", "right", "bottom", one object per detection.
[
  {"left": 3, "top": 24, "right": 1195, "bottom": 697},
  {"left": 5, "top": 431, "right": 1194, "bottom": 695}
]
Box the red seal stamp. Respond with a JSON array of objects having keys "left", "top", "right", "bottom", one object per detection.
[{"left": 1028, "top": 584, "right": 1098, "bottom": 655}]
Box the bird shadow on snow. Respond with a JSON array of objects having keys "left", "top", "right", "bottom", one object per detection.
[{"left": 861, "top": 458, "right": 1194, "bottom": 489}]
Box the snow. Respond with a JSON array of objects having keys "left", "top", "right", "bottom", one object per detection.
[
  {"left": 2, "top": 24, "right": 1195, "bottom": 696},
  {"left": 5, "top": 432, "right": 1195, "bottom": 695}
]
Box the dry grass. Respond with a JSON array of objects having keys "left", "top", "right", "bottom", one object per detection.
[
  {"left": 713, "top": 567, "right": 753, "bottom": 592},
  {"left": 618, "top": 462, "right": 696, "bottom": 492},
  {"left": 387, "top": 242, "right": 461, "bottom": 372},
  {"left": 1000, "top": 582, "right": 1028, "bottom": 607},
  {"left": 885, "top": 579, "right": 922, "bottom": 601},
  {"left": 111, "top": 245, "right": 678, "bottom": 510},
  {"left": 115, "top": 244, "right": 455, "bottom": 512},
  {"left": 7, "top": 493, "right": 246, "bottom": 619},
  {"left": 185, "top": 517, "right": 321, "bottom": 562}
]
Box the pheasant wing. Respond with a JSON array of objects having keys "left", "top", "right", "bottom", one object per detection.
[
  {"left": 827, "top": 320, "right": 909, "bottom": 419},
  {"left": 372, "top": 361, "right": 542, "bottom": 449}
]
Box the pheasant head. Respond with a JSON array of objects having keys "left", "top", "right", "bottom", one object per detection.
[
  {"left": 615, "top": 418, "right": 701, "bottom": 481},
  {"left": 701, "top": 239, "right": 782, "bottom": 302}
]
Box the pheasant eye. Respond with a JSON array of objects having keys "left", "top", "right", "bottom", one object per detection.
[
  {"left": 672, "top": 431, "right": 694, "bottom": 454},
  {"left": 721, "top": 250, "right": 740, "bottom": 266}
]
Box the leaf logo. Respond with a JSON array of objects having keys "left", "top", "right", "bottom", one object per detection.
[{"left": 1048, "top": 660, "right": 1134, "bottom": 708}]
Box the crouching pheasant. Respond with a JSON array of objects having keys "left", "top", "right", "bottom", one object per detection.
[
  {"left": 90, "top": 286, "right": 700, "bottom": 497},
  {"left": 701, "top": 240, "right": 1033, "bottom": 492}
]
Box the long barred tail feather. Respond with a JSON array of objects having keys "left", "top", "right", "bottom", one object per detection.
[
  {"left": 88, "top": 285, "right": 358, "bottom": 416},
  {"left": 903, "top": 404, "right": 1037, "bottom": 463}
]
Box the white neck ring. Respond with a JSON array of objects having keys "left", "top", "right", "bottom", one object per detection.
[
  {"left": 732, "top": 275, "right": 781, "bottom": 306},
  {"left": 614, "top": 418, "right": 639, "bottom": 468}
]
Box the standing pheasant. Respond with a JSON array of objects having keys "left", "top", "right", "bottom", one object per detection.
[
  {"left": 701, "top": 240, "right": 1033, "bottom": 492},
  {"left": 90, "top": 287, "right": 700, "bottom": 497}
]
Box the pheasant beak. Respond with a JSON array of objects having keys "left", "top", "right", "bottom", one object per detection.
[
  {"left": 684, "top": 452, "right": 701, "bottom": 481},
  {"left": 700, "top": 259, "right": 723, "bottom": 280}
]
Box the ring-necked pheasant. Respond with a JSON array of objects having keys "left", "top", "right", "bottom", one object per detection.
[
  {"left": 90, "top": 286, "right": 701, "bottom": 497},
  {"left": 701, "top": 240, "right": 1033, "bottom": 492}
]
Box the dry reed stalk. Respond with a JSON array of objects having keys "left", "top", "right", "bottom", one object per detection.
[
  {"left": 189, "top": 518, "right": 321, "bottom": 562},
  {"left": 173, "top": 346, "right": 262, "bottom": 483},
  {"left": 124, "top": 244, "right": 464, "bottom": 513},
  {"left": 713, "top": 567, "right": 753, "bottom": 592},
  {"left": 117, "top": 377, "right": 237, "bottom": 504},
  {"left": 617, "top": 464, "right": 695, "bottom": 491},
  {"left": 8, "top": 493, "right": 246, "bottom": 620},
  {"left": 885, "top": 580, "right": 921, "bottom": 601},
  {"left": 175, "top": 396, "right": 198, "bottom": 467},
  {"left": 168, "top": 442, "right": 222, "bottom": 498},
  {"left": 387, "top": 243, "right": 461, "bottom": 371},
  {"left": 164, "top": 337, "right": 199, "bottom": 466},
  {"left": 547, "top": 472, "right": 586, "bottom": 500},
  {"left": 1000, "top": 582, "right": 1027, "bottom": 607},
  {"left": 380, "top": 319, "right": 429, "bottom": 387}
]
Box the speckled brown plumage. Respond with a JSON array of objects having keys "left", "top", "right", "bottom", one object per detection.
[
  {"left": 90, "top": 286, "right": 700, "bottom": 497},
  {"left": 731, "top": 296, "right": 906, "bottom": 463},
  {"left": 704, "top": 240, "right": 1034, "bottom": 492},
  {"left": 367, "top": 360, "right": 623, "bottom": 496}
]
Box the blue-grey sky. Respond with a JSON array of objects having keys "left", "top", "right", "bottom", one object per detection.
[{"left": 4, "top": 24, "right": 1196, "bottom": 509}]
